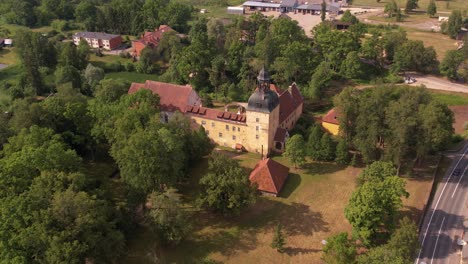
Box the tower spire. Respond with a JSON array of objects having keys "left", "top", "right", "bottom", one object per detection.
[{"left": 257, "top": 66, "right": 271, "bottom": 91}]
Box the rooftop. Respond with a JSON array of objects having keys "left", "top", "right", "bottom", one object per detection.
[
  {"left": 322, "top": 108, "right": 339, "bottom": 125},
  {"left": 73, "top": 32, "right": 120, "bottom": 40},
  {"left": 249, "top": 158, "right": 290, "bottom": 195}
]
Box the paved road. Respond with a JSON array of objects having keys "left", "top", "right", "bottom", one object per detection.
[
  {"left": 416, "top": 142, "right": 468, "bottom": 264},
  {"left": 410, "top": 75, "right": 468, "bottom": 94}
]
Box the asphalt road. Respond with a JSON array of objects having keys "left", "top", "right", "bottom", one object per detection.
[{"left": 416, "top": 142, "right": 468, "bottom": 264}]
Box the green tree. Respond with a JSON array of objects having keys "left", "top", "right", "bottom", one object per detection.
[
  {"left": 271, "top": 224, "right": 286, "bottom": 252},
  {"left": 137, "top": 47, "right": 157, "bottom": 74},
  {"left": 446, "top": 10, "right": 463, "bottom": 39},
  {"left": 307, "top": 125, "right": 324, "bottom": 160},
  {"left": 84, "top": 63, "right": 105, "bottom": 89},
  {"left": 357, "top": 246, "right": 405, "bottom": 264},
  {"left": 384, "top": 0, "right": 399, "bottom": 19},
  {"left": 93, "top": 78, "right": 130, "bottom": 103},
  {"left": 161, "top": 2, "right": 192, "bottom": 33},
  {"left": 146, "top": 188, "right": 192, "bottom": 245},
  {"left": 285, "top": 134, "right": 307, "bottom": 168},
  {"left": 198, "top": 154, "right": 257, "bottom": 215},
  {"left": 358, "top": 161, "right": 396, "bottom": 184},
  {"left": 321, "top": 0, "right": 327, "bottom": 22},
  {"left": 54, "top": 65, "right": 82, "bottom": 89},
  {"left": 322, "top": 232, "right": 356, "bottom": 264},
  {"left": 319, "top": 133, "right": 336, "bottom": 161},
  {"left": 272, "top": 41, "right": 315, "bottom": 86},
  {"left": 307, "top": 61, "right": 333, "bottom": 100},
  {"left": 393, "top": 40, "right": 438, "bottom": 73},
  {"left": 427, "top": 0, "right": 437, "bottom": 17},
  {"left": 75, "top": 0, "right": 97, "bottom": 31},
  {"left": 439, "top": 50, "right": 463, "bottom": 80},
  {"left": 345, "top": 176, "right": 409, "bottom": 245},
  {"left": 335, "top": 138, "right": 350, "bottom": 165},
  {"left": 340, "top": 51, "right": 364, "bottom": 79},
  {"left": 405, "top": 0, "right": 418, "bottom": 13},
  {"left": 341, "top": 10, "right": 359, "bottom": 24}
]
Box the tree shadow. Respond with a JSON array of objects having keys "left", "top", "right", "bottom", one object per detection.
[
  {"left": 400, "top": 205, "right": 423, "bottom": 223},
  {"left": 303, "top": 161, "right": 347, "bottom": 176},
  {"left": 279, "top": 173, "right": 301, "bottom": 198},
  {"left": 284, "top": 246, "right": 322, "bottom": 256}
]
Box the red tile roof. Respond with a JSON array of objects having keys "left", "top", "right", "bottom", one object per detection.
[
  {"left": 278, "top": 83, "right": 303, "bottom": 124},
  {"left": 249, "top": 158, "right": 289, "bottom": 195},
  {"left": 186, "top": 106, "right": 247, "bottom": 125},
  {"left": 134, "top": 25, "right": 175, "bottom": 47},
  {"left": 274, "top": 127, "right": 288, "bottom": 142},
  {"left": 322, "top": 108, "right": 339, "bottom": 125},
  {"left": 128, "top": 80, "right": 199, "bottom": 112}
]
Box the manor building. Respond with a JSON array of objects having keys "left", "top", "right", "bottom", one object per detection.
[{"left": 128, "top": 68, "right": 303, "bottom": 155}]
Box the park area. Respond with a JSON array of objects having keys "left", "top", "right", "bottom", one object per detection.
[{"left": 121, "top": 149, "right": 437, "bottom": 263}]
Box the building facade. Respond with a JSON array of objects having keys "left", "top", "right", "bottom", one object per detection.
[
  {"left": 128, "top": 68, "right": 303, "bottom": 156},
  {"left": 73, "top": 32, "right": 122, "bottom": 50}
]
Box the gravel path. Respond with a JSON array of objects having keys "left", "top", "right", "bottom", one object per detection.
[{"left": 409, "top": 74, "right": 468, "bottom": 93}]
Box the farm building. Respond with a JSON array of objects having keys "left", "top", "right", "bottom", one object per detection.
[{"left": 227, "top": 6, "right": 245, "bottom": 15}]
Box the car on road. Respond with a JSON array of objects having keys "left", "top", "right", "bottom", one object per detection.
[{"left": 453, "top": 169, "right": 461, "bottom": 176}]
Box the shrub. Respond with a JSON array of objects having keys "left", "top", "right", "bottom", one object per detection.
[{"left": 124, "top": 62, "right": 135, "bottom": 72}]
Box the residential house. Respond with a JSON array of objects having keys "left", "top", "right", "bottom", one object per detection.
[
  {"left": 73, "top": 32, "right": 122, "bottom": 50},
  {"left": 321, "top": 108, "right": 340, "bottom": 136},
  {"left": 132, "top": 25, "right": 175, "bottom": 57}
]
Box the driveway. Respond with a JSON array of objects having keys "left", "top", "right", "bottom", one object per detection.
[{"left": 409, "top": 74, "right": 468, "bottom": 94}]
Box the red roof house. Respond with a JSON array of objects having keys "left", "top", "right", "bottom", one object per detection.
[
  {"left": 132, "top": 25, "right": 175, "bottom": 57},
  {"left": 128, "top": 80, "right": 201, "bottom": 112},
  {"left": 249, "top": 158, "right": 290, "bottom": 197}
]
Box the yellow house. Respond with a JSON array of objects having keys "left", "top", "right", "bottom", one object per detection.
[
  {"left": 321, "top": 108, "right": 340, "bottom": 136},
  {"left": 128, "top": 68, "right": 304, "bottom": 156}
]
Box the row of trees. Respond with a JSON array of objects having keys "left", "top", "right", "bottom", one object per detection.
[
  {"left": 334, "top": 85, "right": 453, "bottom": 171},
  {"left": 0, "top": 0, "right": 193, "bottom": 34}
]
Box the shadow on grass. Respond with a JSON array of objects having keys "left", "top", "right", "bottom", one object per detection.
[
  {"left": 284, "top": 246, "right": 321, "bottom": 256},
  {"left": 303, "top": 162, "right": 347, "bottom": 176},
  {"left": 279, "top": 173, "right": 301, "bottom": 199}
]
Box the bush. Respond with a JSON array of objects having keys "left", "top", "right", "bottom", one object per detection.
[
  {"left": 452, "top": 134, "right": 463, "bottom": 143},
  {"left": 47, "top": 30, "right": 58, "bottom": 38},
  {"left": 464, "top": 122, "right": 468, "bottom": 131},
  {"left": 51, "top": 20, "right": 69, "bottom": 32},
  {"left": 54, "top": 34, "right": 65, "bottom": 42},
  {"left": 124, "top": 62, "right": 135, "bottom": 72},
  {"left": 104, "top": 62, "right": 122, "bottom": 72},
  {"left": 119, "top": 51, "right": 131, "bottom": 59}
]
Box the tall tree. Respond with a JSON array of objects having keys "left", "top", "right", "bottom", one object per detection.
[
  {"left": 446, "top": 10, "right": 463, "bottom": 39},
  {"left": 427, "top": 0, "right": 437, "bottom": 17},
  {"left": 198, "top": 154, "right": 257, "bottom": 215},
  {"left": 405, "top": 0, "right": 418, "bottom": 13},
  {"left": 439, "top": 50, "right": 463, "bottom": 80},
  {"left": 322, "top": 232, "right": 356, "bottom": 264},
  {"left": 335, "top": 138, "right": 350, "bottom": 165},
  {"left": 285, "top": 134, "right": 307, "bottom": 168},
  {"left": 321, "top": 0, "right": 327, "bottom": 22},
  {"left": 319, "top": 133, "right": 336, "bottom": 161},
  {"left": 146, "top": 188, "right": 192, "bottom": 245},
  {"left": 307, "top": 125, "right": 324, "bottom": 160}
]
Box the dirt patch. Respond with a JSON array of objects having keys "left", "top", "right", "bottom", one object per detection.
[{"left": 449, "top": 105, "right": 468, "bottom": 134}]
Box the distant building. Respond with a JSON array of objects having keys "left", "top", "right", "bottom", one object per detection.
[
  {"left": 132, "top": 25, "right": 175, "bottom": 57},
  {"left": 73, "top": 32, "right": 122, "bottom": 50},
  {"left": 243, "top": 1, "right": 281, "bottom": 12},
  {"left": 128, "top": 68, "right": 303, "bottom": 155},
  {"left": 321, "top": 108, "right": 340, "bottom": 136},
  {"left": 295, "top": 0, "right": 341, "bottom": 15},
  {"left": 227, "top": 6, "right": 245, "bottom": 15},
  {"left": 249, "top": 158, "right": 290, "bottom": 197}
]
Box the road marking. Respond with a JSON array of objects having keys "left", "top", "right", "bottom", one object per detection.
[
  {"left": 430, "top": 217, "right": 446, "bottom": 264},
  {"left": 451, "top": 165, "right": 468, "bottom": 198},
  {"left": 415, "top": 143, "right": 468, "bottom": 264}
]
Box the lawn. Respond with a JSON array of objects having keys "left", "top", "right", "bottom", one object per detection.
[
  {"left": 431, "top": 92, "right": 468, "bottom": 106},
  {"left": 405, "top": 28, "right": 457, "bottom": 60},
  {"left": 105, "top": 72, "right": 160, "bottom": 83},
  {"left": 0, "top": 48, "right": 19, "bottom": 65},
  {"left": 120, "top": 148, "right": 436, "bottom": 263},
  {"left": 351, "top": 0, "right": 467, "bottom": 12}
]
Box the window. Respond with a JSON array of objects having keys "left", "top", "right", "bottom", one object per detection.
[
  {"left": 226, "top": 125, "right": 229, "bottom": 131},
  {"left": 256, "top": 126, "right": 259, "bottom": 131},
  {"left": 201, "top": 120, "right": 206, "bottom": 125},
  {"left": 238, "top": 127, "right": 240, "bottom": 132},
  {"left": 219, "top": 133, "right": 222, "bottom": 138},
  {"left": 232, "top": 126, "right": 235, "bottom": 131},
  {"left": 232, "top": 135, "right": 236, "bottom": 140},
  {"left": 256, "top": 117, "right": 259, "bottom": 123},
  {"left": 211, "top": 122, "right": 215, "bottom": 127},
  {"left": 256, "top": 135, "right": 259, "bottom": 139}
]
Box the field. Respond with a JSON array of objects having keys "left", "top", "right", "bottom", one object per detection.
[
  {"left": 405, "top": 28, "right": 458, "bottom": 60},
  {"left": 122, "top": 149, "right": 434, "bottom": 264},
  {"left": 431, "top": 91, "right": 468, "bottom": 106},
  {"left": 351, "top": 0, "right": 467, "bottom": 12}
]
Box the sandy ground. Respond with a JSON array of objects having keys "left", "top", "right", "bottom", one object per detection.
[{"left": 409, "top": 74, "right": 468, "bottom": 93}]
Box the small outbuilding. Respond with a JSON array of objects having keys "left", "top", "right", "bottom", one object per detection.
[
  {"left": 227, "top": 6, "right": 245, "bottom": 15},
  {"left": 4, "top": 39, "right": 13, "bottom": 47},
  {"left": 249, "top": 158, "right": 290, "bottom": 197},
  {"left": 321, "top": 108, "right": 340, "bottom": 136}
]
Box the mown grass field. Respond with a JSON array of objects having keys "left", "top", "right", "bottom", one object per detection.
[
  {"left": 405, "top": 28, "right": 458, "bottom": 60},
  {"left": 351, "top": 0, "right": 467, "bottom": 12},
  {"left": 431, "top": 91, "right": 468, "bottom": 106},
  {"left": 122, "top": 149, "right": 434, "bottom": 264}
]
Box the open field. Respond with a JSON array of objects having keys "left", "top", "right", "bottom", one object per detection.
[
  {"left": 405, "top": 28, "right": 458, "bottom": 60},
  {"left": 431, "top": 92, "right": 468, "bottom": 106},
  {"left": 351, "top": 0, "right": 467, "bottom": 12},
  {"left": 0, "top": 48, "right": 18, "bottom": 65},
  {"left": 122, "top": 148, "right": 435, "bottom": 263},
  {"left": 105, "top": 72, "right": 160, "bottom": 83}
]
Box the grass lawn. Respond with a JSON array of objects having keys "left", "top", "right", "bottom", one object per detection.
[
  {"left": 405, "top": 28, "right": 457, "bottom": 60},
  {"left": 122, "top": 148, "right": 435, "bottom": 263},
  {"left": 105, "top": 72, "right": 160, "bottom": 83},
  {"left": 89, "top": 54, "right": 133, "bottom": 65},
  {"left": 0, "top": 48, "right": 19, "bottom": 65},
  {"left": 351, "top": 0, "right": 467, "bottom": 12},
  {"left": 431, "top": 91, "right": 468, "bottom": 106}
]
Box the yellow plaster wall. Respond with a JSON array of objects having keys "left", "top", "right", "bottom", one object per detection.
[
  {"left": 322, "top": 122, "right": 340, "bottom": 136},
  {"left": 191, "top": 116, "right": 248, "bottom": 149}
]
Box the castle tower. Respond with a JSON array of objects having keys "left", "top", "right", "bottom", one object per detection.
[{"left": 245, "top": 67, "right": 280, "bottom": 156}]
